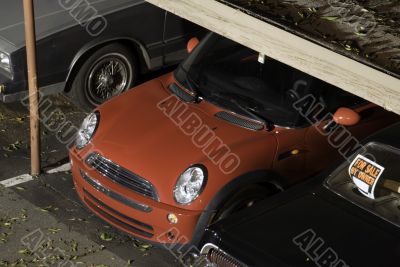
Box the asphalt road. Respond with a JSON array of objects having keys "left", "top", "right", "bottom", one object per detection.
[{"left": 0, "top": 87, "right": 180, "bottom": 266}]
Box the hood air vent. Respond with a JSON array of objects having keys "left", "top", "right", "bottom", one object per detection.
[{"left": 215, "top": 111, "right": 264, "bottom": 131}]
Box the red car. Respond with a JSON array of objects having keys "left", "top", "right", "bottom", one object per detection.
[{"left": 69, "top": 33, "right": 398, "bottom": 247}]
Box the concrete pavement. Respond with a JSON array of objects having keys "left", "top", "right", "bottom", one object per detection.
[{"left": 0, "top": 94, "right": 178, "bottom": 267}]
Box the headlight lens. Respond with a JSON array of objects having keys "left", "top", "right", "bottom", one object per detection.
[
  {"left": 76, "top": 112, "right": 99, "bottom": 149},
  {"left": 174, "top": 166, "right": 207, "bottom": 205},
  {"left": 0, "top": 52, "right": 11, "bottom": 72}
]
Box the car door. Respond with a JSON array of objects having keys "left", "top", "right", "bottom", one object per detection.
[
  {"left": 272, "top": 127, "right": 308, "bottom": 185},
  {"left": 304, "top": 86, "right": 398, "bottom": 177},
  {"left": 163, "top": 12, "right": 205, "bottom": 65}
]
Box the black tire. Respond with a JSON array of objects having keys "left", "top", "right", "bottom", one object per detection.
[
  {"left": 212, "top": 185, "right": 274, "bottom": 223},
  {"left": 68, "top": 43, "right": 138, "bottom": 110}
]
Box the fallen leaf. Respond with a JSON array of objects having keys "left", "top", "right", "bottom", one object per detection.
[
  {"left": 17, "top": 249, "right": 31, "bottom": 255},
  {"left": 321, "top": 16, "right": 338, "bottom": 21},
  {"left": 100, "top": 232, "right": 113, "bottom": 242},
  {"left": 15, "top": 117, "right": 25, "bottom": 123},
  {"left": 47, "top": 228, "right": 62, "bottom": 234}
]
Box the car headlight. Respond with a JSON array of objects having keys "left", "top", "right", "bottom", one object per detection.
[
  {"left": 0, "top": 52, "right": 11, "bottom": 72},
  {"left": 76, "top": 112, "right": 99, "bottom": 149},
  {"left": 174, "top": 166, "right": 207, "bottom": 205}
]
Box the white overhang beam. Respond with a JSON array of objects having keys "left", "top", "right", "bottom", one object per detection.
[{"left": 147, "top": 0, "right": 400, "bottom": 115}]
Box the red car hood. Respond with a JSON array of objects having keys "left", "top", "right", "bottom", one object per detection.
[{"left": 91, "top": 79, "right": 276, "bottom": 201}]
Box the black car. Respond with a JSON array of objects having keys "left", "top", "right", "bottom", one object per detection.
[
  {"left": 199, "top": 123, "right": 400, "bottom": 267},
  {"left": 0, "top": 0, "right": 203, "bottom": 109}
]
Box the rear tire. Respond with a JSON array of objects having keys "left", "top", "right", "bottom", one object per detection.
[{"left": 69, "top": 43, "right": 138, "bottom": 111}]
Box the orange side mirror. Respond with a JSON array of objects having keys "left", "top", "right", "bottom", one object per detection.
[
  {"left": 187, "top": 37, "right": 200, "bottom": 54},
  {"left": 333, "top": 107, "right": 361, "bottom": 126}
]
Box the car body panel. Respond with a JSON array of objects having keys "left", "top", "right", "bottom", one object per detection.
[
  {"left": 70, "top": 152, "right": 204, "bottom": 244},
  {"left": 73, "top": 73, "right": 279, "bottom": 209},
  {"left": 0, "top": 0, "right": 145, "bottom": 51},
  {"left": 208, "top": 190, "right": 400, "bottom": 267},
  {"left": 303, "top": 104, "right": 396, "bottom": 176}
]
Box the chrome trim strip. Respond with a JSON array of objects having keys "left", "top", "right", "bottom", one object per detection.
[
  {"left": 86, "top": 153, "right": 159, "bottom": 201},
  {"left": 200, "top": 243, "right": 247, "bottom": 267},
  {"left": 80, "top": 170, "right": 152, "bottom": 213},
  {"left": 200, "top": 243, "right": 220, "bottom": 255}
]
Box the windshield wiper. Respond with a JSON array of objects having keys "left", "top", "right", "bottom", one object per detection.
[
  {"left": 180, "top": 67, "right": 202, "bottom": 102},
  {"left": 185, "top": 75, "right": 201, "bottom": 102},
  {"left": 211, "top": 92, "right": 274, "bottom": 131}
]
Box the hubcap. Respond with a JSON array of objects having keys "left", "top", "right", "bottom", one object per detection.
[{"left": 87, "top": 54, "right": 132, "bottom": 105}]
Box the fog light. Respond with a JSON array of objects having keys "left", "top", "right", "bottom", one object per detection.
[
  {"left": 0, "top": 84, "right": 5, "bottom": 94},
  {"left": 167, "top": 213, "right": 178, "bottom": 224},
  {"left": 167, "top": 231, "right": 175, "bottom": 240}
]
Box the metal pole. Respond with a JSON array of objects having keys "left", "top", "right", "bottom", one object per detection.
[{"left": 23, "top": 0, "right": 40, "bottom": 176}]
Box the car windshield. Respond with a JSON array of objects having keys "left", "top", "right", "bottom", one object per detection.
[
  {"left": 326, "top": 142, "right": 400, "bottom": 227},
  {"left": 174, "top": 33, "right": 366, "bottom": 128}
]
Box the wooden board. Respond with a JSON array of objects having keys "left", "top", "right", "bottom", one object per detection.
[{"left": 146, "top": 0, "right": 400, "bottom": 115}]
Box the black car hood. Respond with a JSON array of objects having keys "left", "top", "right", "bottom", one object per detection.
[{"left": 211, "top": 188, "right": 400, "bottom": 267}]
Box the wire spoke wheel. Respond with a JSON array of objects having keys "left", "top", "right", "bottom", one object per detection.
[
  {"left": 86, "top": 53, "right": 133, "bottom": 106},
  {"left": 69, "top": 43, "right": 137, "bottom": 110}
]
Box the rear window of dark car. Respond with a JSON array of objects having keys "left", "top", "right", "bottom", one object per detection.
[{"left": 326, "top": 142, "right": 400, "bottom": 227}]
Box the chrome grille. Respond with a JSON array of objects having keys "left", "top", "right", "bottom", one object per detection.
[
  {"left": 207, "top": 248, "right": 246, "bottom": 267},
  {"left": 86, "top": 153, "right": 158, "bottom": 201}
]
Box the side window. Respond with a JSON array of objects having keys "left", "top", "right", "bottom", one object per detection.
[{"left": 164, "top": 12, "right": 203, "bottom": 41}]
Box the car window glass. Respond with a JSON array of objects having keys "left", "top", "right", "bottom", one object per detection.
[{"left": 176, "top": 33, "right": 368, "bottom": 128}]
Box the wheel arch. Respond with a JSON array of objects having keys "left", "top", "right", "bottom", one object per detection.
[
  {"left": 191, "top": 170, "right": 285, "bottom": 246},
  {"left": 64, "top": 37, "right": 150, "bottom": 93}
]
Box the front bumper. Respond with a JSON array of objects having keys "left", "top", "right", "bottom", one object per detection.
[
  {"left": 70, "top": 148, "right": 204, "bottom": 246},
  {"left": 0, "top": 90, "right": 27, "bottom": 103},
  {"left": 0, "top": 69, "right": 27, "bottom": 102}
]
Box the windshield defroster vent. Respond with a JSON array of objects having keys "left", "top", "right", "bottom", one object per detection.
[{"left": 215, "top": 111, "right": 264, "bottom": 131}]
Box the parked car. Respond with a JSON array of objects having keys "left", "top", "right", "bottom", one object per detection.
[
  {"left": 69, "top": 32, "right": 398, "bottom": 247},
  {"left": 0, "top": 0, "right": 204, "bottom": 109},
  {"left": 199, "top": 122, "right": 400, "bottom": 267}
]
